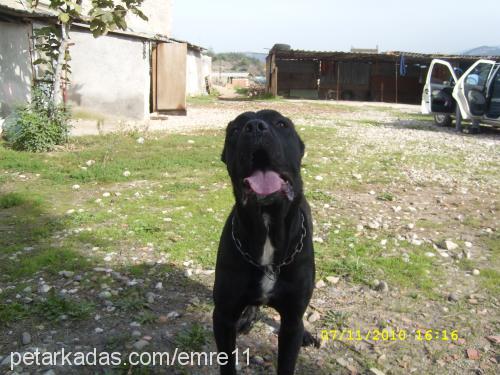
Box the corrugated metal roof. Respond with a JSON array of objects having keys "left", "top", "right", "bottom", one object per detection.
[{"left": 271, "top": 48, "right": 496, "bottom": 62}]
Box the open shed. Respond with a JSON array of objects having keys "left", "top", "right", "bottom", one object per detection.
[{"left": 266, "top": 45, "right": 485, "bottom": 104}]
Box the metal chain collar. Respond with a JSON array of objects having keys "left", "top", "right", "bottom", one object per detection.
[{"left": 231, "top": 211, "right": 307, "bottom": 280}]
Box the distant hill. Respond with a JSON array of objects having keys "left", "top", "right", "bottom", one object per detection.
[
  {"left": 210, "top": 52, "right": 265, "bottom": 76},
  {"left": 462, "top": 46, "right": 500, "bottom": 56},
  {"left": 242, "top": 52, "right": 267, "bottom": 63}
]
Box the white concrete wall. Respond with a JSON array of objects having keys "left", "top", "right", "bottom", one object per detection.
[
  {"left": 68, "top": 28, "right": 150, "bottom": 119},
  {"left": 0, "top": 21, "right": 32, "bottom": 119},
  {"left": 79, "top": 0, "right": 171, "bottom": 36},
  {"left": 186, "top": 50, "right": 211, "bottom": 96}
]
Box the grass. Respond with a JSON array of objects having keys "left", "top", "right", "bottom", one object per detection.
[
  {"left": 174, "top": 323, "right": 208, "bottom": 352},
  {"left": 0, "top": 108, "right": 497, "bottom": 326}
]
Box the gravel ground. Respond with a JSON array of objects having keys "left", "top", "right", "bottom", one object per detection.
[{"left": 3, "top": 99, "right": 499, "bottom": 375}]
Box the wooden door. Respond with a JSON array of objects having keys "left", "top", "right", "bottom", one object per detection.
[{"left": 153, "top": 42, "right": 187, "bottom": 114}]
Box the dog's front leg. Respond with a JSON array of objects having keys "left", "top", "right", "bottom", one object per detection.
[
  {"left": 213, "top": 305, "right": 242, "bottom": 375},
  {"left": 277, "top": 314, "right": 304, "bottom": 375}
]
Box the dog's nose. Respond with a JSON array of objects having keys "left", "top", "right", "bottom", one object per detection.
[{"left": 244, "top": 120, "right": 269, "bottom": 133}]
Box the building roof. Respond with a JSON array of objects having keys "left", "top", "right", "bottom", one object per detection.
[
  {"left": 0, "top": 0, "right": 56, "bottom": 19},
  {"left": 0, "top": 1, "right": 207, "bottom": 52},
  {"left": 270, "top": 47, "right": 497, "bottom": 63}
]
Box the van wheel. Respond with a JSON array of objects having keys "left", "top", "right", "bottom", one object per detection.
[{"left": 434, "top": 113, "right": 452, "bottom": 127}]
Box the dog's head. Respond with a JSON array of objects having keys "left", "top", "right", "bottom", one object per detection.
[{"left": 221, "top": 110, "right": 305, "bottom": 206}]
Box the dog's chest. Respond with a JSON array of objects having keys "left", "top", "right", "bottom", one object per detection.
[{"left": 260, "top": 215, "right": 277, "bottom": 301}]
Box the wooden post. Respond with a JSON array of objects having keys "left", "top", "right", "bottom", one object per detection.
[
  {"left": 395, "top": 61, "right": 398, "bottom": 103},
  {"left": 336, "top": 61, "right": 340, "bottom": 100}
]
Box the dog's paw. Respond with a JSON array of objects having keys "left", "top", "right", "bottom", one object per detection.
[{"left": 302, "top": 330, "right": 320, "bottom": 348}]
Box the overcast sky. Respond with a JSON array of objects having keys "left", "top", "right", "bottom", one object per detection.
[{"left": 172, "top": 0, "right": 500, "bottom": 54}]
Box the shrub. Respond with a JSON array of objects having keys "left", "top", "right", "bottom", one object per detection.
[{"left": 3, "top": 87, "right": 70, "bottom": 152}]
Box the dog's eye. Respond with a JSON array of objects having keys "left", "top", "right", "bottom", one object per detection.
[
  {"left": 230, "top": 127, "right": 239, "bottom": 136},
  {"left": 276, "top": 121, "right": 288, "bottom": 129}
]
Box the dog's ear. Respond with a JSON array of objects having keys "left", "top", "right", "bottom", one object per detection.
[{"left": 221, "top": 121, "right": 232, "bottom": 164}]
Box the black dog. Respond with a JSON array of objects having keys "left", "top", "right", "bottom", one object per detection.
[{"left": 213, "top": 110, "right": 317, "bottom": 375}]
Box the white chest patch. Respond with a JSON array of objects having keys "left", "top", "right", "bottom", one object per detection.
[{"left": 260, "top": 214, "right": 276, "bottom": 300}]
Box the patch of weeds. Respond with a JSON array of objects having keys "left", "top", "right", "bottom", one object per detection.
[
  {"left": 306, "top": 190, "right": 333, "bottom": 202},
  {"left": 0, "top": 302, "right": 29, "bottom": 325},
  {"left": 478, "top": 269, "right": 500, "bottom": 294},
  {"left": 114, "top": 289, "right": 147, "bottom": 312},
  {"left": 376, "top": 192, "right": 394, "bottom": 201},
  {"left": 0, "top": 192, "right": 29, "bottom": 208},
  {"left": 322, "top": 310, "right": 350, "bottom": 329},
  {"left": 137, "top": 311, "right": 157, "bottom": 325},
  {"left": 1, "top": 248, "right": 92, "bottom": 280},
  {"left": 34, "top": 292, "right": 94, "bottom": 321},
  {"left": 174, "top": 323, "right": 208, "bottom": 352}
]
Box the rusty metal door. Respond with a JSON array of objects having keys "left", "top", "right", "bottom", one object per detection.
[{"left": 154, "top": 42, "right": 187, "bottom": 114}]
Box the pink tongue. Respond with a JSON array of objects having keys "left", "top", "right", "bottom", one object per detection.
[{"left": 244, "top": 170, "right": 284, "bottom": 196}]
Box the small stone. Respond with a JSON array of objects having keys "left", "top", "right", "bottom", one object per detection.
[
  {"left": 59, "top": 271, "right": 74, "bottom": 278},
  {"left": 98, "top": 291, "right": 112, "bottom": 299},
  {"left": 252, "top": 355, "right": 265, "bottom": 365},
  {"left": 21, "top": 332, "right": 31, "bottom": 345},
  {"left": 131, "top": 330, "right": 142, "bottom": 337},
  {"left": 157, "top": 315, "right": 168, "bottom": 324},
  {"left": 187, "top": 139, "right": 195, "bottom": 144},
  {"left": 308, "top": 311, "right": 321, "bottom": 323},
  {"left": 486, "top": 336, "right": 500, "bottom": 344},
  {"left": 136, "top": 137, "right": 145, "bottom": 144},
  {"left": 466, "top": 348, "right": 480, "bottom": 360},
  {"left": 146, "top": 292, "right": 155, "bottom": 304},
  {"left": 167, "top": 311, "right": 180, "bottom": 319},
  {"left": 444, "top": 240, "right": 458, "bottom": 251},
  {"left": 123, "top": 170, "right": 131, "bottom": 177},
  {"left": 23, "top": 286, "right": 32, "bottom": 293},
  {"left": 368, "top": 221, "right": 380, "bottom": 230},
  {"left": 356, "top": 224, "right": 364, "bottom": 231},
  {"left": 464, "top": 241, "right": 472, "bottom": 248},
  {"left": 375, "top": 281, "right": 389, "bottom": 293},
  {"left": 155, "top": 282, "right": 163, "bottom": 290},
  {"left": 326, "top": 276, "right": 340, "bottom": 285},
  {"left": 102, "top": 192, "right": 111, "bottom": 197},
  {"left": 66, "top": 209, "right": 75, "bottom": 215},
  {"left": 369, "top": 368, "right": 385, "bottom": 375},
  {"left": 85, "top": 160, "right": 95, "bottom": 166},
  {"left": 425, "top": 252, "right": 436, "bottom": 258},
  {"left": 43, "top": 370, "right": 56, "bottom": 375},
  {"left": 472, "top": 269, "right": 480, "bottom": 276},
  {"left": 352, "top": 173, "right": 362, "bottom": 180},
  {"left": 39, "top": 284, "right": 52, "bottom": 293},
  {"left": 95, "top": 327, "right": 104, "bottom": 334},
  {"left": 72, "top": 184, "right": 80, "bottom": 190},
  {"left": 406, "top": 223, "right": 414, "bottom": 230},
  {"left": 133, "top": 339, "right": 149, "bottom": 350},
  {"left": 447, "top": 293, "right": 459, "bottom": 302},
  {"left": 313, "top": 236, "right": 324, "bottom": 243},
  {"left": 314, "top": 175, "right": 323, "bottom": 181},
  {"left": 315, "top": 280, "right": 326, "bottom": 288}
]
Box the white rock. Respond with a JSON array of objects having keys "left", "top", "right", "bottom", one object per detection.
[
  {"left": 368, "top": 221, "right": 380, "bottom": 230},
  {"left": 95, "top": 327, "right": 104, "bottom": 334},
  {"left": 369, "top": 368, "right": 386, "bottom": 375},
  {"left": 187, "top": 139, "right": 195, "bottom": 144},
  {"left": 326, "top": 276, "right": 340, "bottom": 284},
  {"left": 123, "top": 170, "right": 131, "bottom": 177},
  {"left": 315, "top": 280, "right": 326, "bottom": 288},
  {"left": 155, "top": 282, "right": 163, "bottom": 290},
  {"left": 85, "top": 160, "right": 95, "bottom": 166},
  {"left": 464, "top": 241, "right": 472, "bottom": 248},
  {"left": 136, "top": 137, "right": 145, "bottom": 144},
  {"left": 444, "top": 240, "right": 458, "bottom": 251},
  {"left": 472, "top": 269, "right": 480, "bottom": 276},
  {"left": 66, "top": 209, "right": 75, "bottom": 215},
  {"left": 313, "top": 236, "right": 324, "bottom": 243},
  {"left": 308, "top": 311, "right": 321, "bottom": 323},
  {"left": 102, "top": 192, "right": 111, "bottom": 197},
  {"left": 39, "top": 284, "right": 51, "bottom": 293},
  {"left": 72, "top": 184, "right": 80, "bottom": 190},
  {"left": 314, "top": 175, "right": 323, "bottom": 181},
  {"left": 167, "top": 311, "right": 180, "bottom": 319}
]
